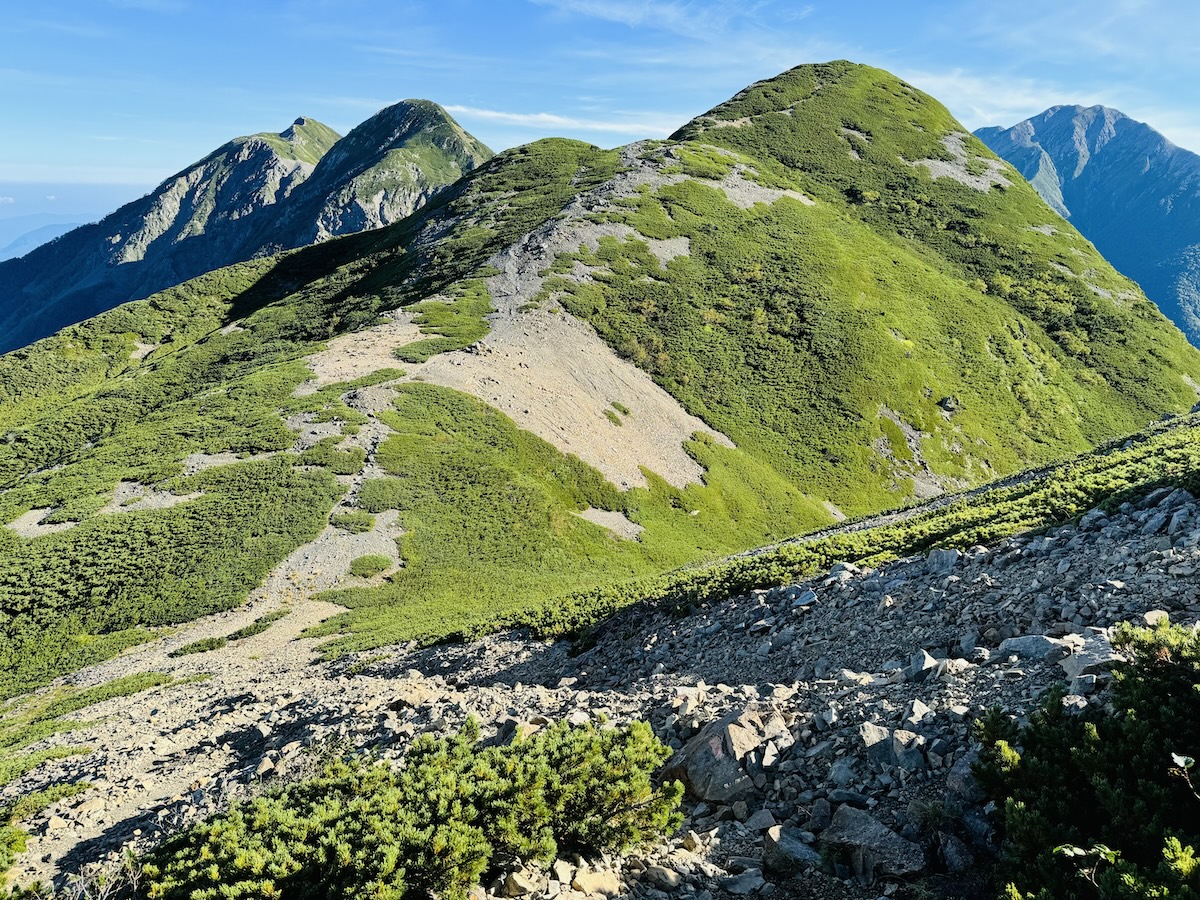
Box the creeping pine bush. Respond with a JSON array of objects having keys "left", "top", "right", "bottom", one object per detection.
[
  {"left": 143, "top": 718, "right": 683, "bottom": 900},
  {"left": 975, "top": 621, "right": 1200, "bottom": 899}
]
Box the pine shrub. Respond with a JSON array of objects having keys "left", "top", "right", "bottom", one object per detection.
[
  {"left": 977, "top": 621, "right": 1200, "bottom": 899},
  {"left": 143, "top": 718, "right": 682, "bottom": 900}
]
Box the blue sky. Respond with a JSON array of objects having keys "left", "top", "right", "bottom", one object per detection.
[{"left": 1, "top": 0, "right": 1197, "bottom": 218}]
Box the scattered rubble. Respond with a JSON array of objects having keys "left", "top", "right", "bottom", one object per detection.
[{"left": 7, "top": 485, "right": 1200, "bottom": 897}]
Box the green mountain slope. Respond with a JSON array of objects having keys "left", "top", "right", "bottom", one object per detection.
[
  {"left": 1, "top": 61, "right": 1197, "bottom": 697},
  {"left": 0, "top": 103, "right": 491, "bottom": 355}
]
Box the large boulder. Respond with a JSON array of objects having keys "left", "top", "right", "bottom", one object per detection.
[
  {"left": 663, "top": 706, "right": 789, "bottom": 803},
  {"left": 819, "top": 805, "right": 926, "bottom": 883},
  {"left": 1061, "top": 629, "right": 1125, "bottom": 679},
  {"left": 763, "top": 825, "right": 823, "bottom": 873}
]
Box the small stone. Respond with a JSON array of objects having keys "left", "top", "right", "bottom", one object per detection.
[
  {"left": 904, "top": 699, "right": 933, "bottom": 728},
  {"left": 721, "top": 869, "right": 766, "bottom": 895},
  {"left": 763, "top": 825, "right": 823, "bottom": 873},
  {"left": 572, "top": 869, "right": 622, "bottom": 897},
  {"left": 907, "top": 650, "right": 939, "bottom": 683},
  {"left": 998, "top": 634, "right": 1068, "bottom": 660},
  {"left": 552, "top": 860, "right": 575, "bottom": 885},
  {"left": 860, "top": 722, "right": 895, "bottom": 767},
  {"left": 828, "top": 789, "right": 870, "bottom": 808},
  {"left": 744, "top": 808, "right": 777, "bottom": 830},
  {"left": 926, "top": 548, "right": 961, "bottom": 575},
  {"left": 1144, "top": 609, "right": 1170, "bottom": 627},
  {"left": 503, "top": 871, "right": 540, "bottom": 897},
  {"left": 255, "top": 757, "right": 275, "bottom": 778},
  {"left": 940, "top": 832, "right": 975, "bottom": 873},
  {"left": 644, "top": 865, "right": 682, "bottom": 890}
]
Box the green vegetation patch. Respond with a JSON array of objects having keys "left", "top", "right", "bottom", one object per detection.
[
  {"left": 348, "top": 555, "right": 392, "bottom": 578},
  {"left": 977, "top": 621, "right": 1200, "bottom": 899},
  {"left": 510, "top": 415, "right": 1200, "bottom": 642},
  {"left": 296, "top": 437, "right": 367, "bottom": 475},
  {"left": 143, "top": 719, "right": 681, "bottom": 900},
  {"left": 331, "top": 510, "right": 375, "bottom": 533},
  {"left": 394, "top": 280, "right": 493, "bottom": 363},
  {"left": 227, "top": 609, "right": 289, "bottom": 641},
  {"left": 169, "top": 636, "right": 228, "bottom": 658},
  {"left": 0, "top": 671, "right": 173, "bottom": 755}
]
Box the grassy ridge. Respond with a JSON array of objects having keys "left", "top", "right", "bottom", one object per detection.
[
  {"left": 2, "top": 63, "right": 1199, "bottom": 695},
  {"left": 312, "top": 382, "right": 825, "bottom": 652}
]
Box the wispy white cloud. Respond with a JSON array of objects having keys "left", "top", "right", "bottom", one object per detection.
[
  {"left": 0, "top": 197, "right": 14, "bottom": 204},
  {"left": 443, "top": 104, "right": 683, "bottom": 136},
  {"left": 896, "top": 68, "right": 1091, "bottom": 131}
]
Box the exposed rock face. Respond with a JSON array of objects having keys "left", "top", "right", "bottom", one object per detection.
[
  {"left": 0, "top": 103, "right": 492, "bottom": 354},
  {"left": 977, "top": 106, "right": 1200, "bottom": 344}
]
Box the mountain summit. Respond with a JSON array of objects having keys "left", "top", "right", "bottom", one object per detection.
[
  {"left": 977, "top": 105, "right": 1200, "bottom": 343},
  {"left": 0, "top": 101, "right": 492, "bottom": 354}
]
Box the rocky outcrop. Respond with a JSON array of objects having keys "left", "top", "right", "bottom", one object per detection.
[{"left": 8, "top": 483, "right": 1200, "bottom": 897}]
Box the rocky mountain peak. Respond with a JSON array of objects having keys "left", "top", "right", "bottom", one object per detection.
[
  {"left": 0, "top": 105, "right": 489, "bottom": 354},
  {"left": 978, "top": 104, "right": 1200, "bottom": 343}
]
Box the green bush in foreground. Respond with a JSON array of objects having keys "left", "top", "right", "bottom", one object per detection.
[
  {"left": 143, "top": 718, "right": 682, "bottom": 900},
  {"left": 976, "top": 622, "right": 1200, "bottom": 899}
]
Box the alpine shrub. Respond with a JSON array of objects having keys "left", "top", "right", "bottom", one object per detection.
[
  {"left": 977, "top": 621, "right": 1200, "bottom": 899},
  {"left": 143, "top": 718, "right": 682, "bottom": 900}
]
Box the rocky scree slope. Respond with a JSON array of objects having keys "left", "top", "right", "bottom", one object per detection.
[
  {"left": 977, "top": 105, "right": 1200, "bottom": 345},
  {"left": 2, "top": 60, "right": 1200, "bottom": 695},
  {"left": 0, "top": 101, "right": 491, "bottom": 354},
  {"left": 5, "top": 468, "right": 1200, "bottom": 898}
]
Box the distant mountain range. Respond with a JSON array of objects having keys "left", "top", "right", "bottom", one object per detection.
[
  {"left": 977, "top": 105, "right": 1200, "bottom": 344},
  {"left": 0, "top": 101, "right": 491, "bottom": 354},
  {"left": 0, "top": 222, "right": 80, "bottom": 262}
]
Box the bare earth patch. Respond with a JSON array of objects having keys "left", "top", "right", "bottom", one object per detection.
[
  {"left": 303, "top": 318, "right": 423, "bottom": 387},
  {"left": 182, "top": 451, "right": 278, "bottom": 475},
  {"left": 575, "top": 506, "right": 645, "bottom": 540},
  {"left": 98, "top": 481, "right": 203, "bottom": 515},
  {"left": 907, "top": 133, "right": 1011, "bottom": 192},
  {"left": 130, "top": 342, "right": 158, "bottom": 361},
  {"left": 716, "top": 168, "right": 815, "bottom": 209},
  {"left": 4, "top": 507, "right": 75, "bottom": 538}
]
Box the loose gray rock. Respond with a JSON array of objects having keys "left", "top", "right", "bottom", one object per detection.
[
  {"left": 763, "top": 825, "right": 823, "bottom": 873},
  {"left": 819, "top": 804, "right": 926, "bottom": 881}
]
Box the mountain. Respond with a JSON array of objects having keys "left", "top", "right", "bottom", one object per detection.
[
  {"left": 1, "top": 60, "right": 1198, "bottom": 703},
  {"left": 976, "top": 106, "right": 1200, "bottom": 343},
  {"left": 0, "top": 222, "right": 80, "bottom": 261},
  {"left": 0, "top": 102, "right": 492, "bottom": 354}
]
